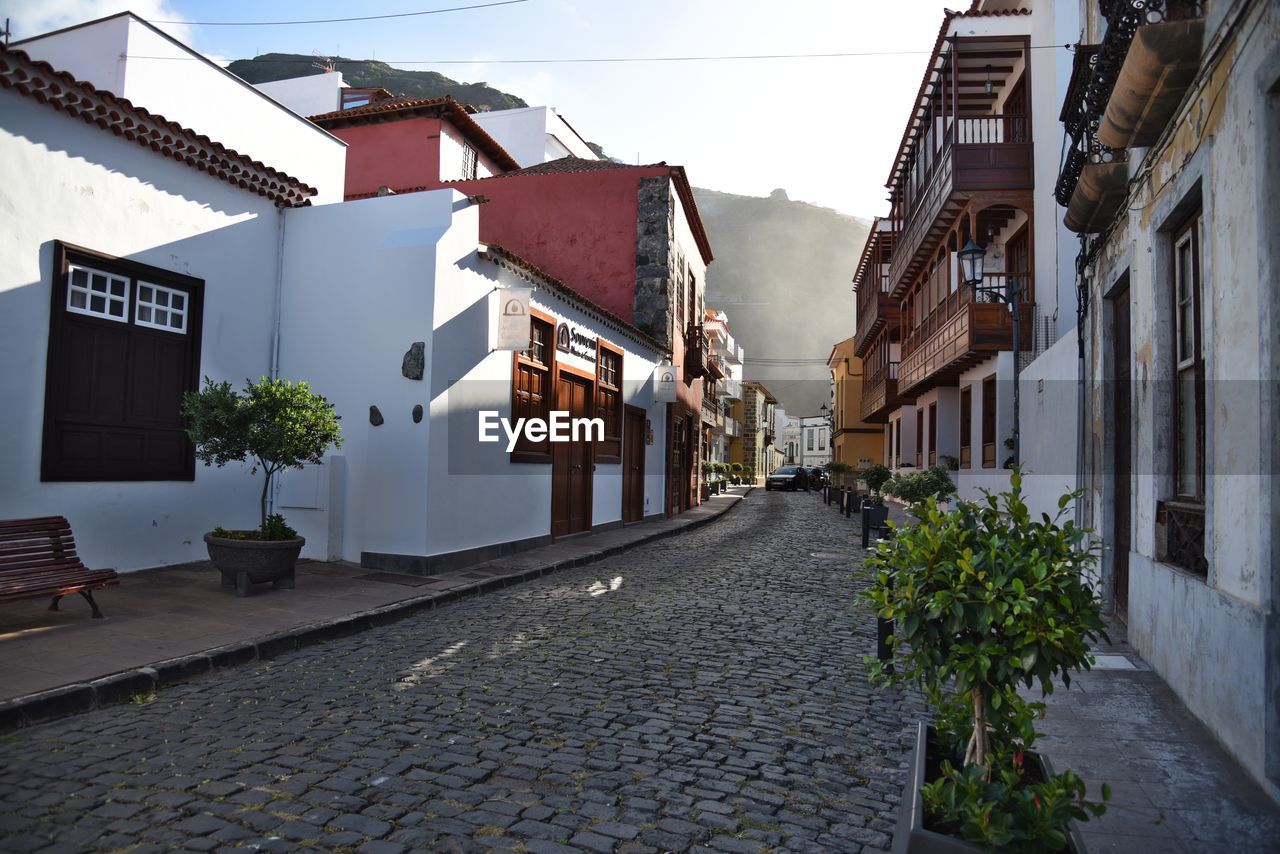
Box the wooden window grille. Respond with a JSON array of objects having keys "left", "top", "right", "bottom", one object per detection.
[
  {"left": 511, "top": 312, "right": 555, "bottom": 463},
  {"left": 595, "top": 342, "right": 623, "bottom": 462}
]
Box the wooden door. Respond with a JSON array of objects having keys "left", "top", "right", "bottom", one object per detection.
[
  {"left": 1112, "top": 282, "right": 1132, "bottom": 616},
  {"left": 623, "top": 407, "right": 645, "bottom": 523},
  {"left": 668, "top": 414, "right": 685, "bottom": 517},
  {"left": 551, "top": 371, "right": 594, "bottom": 537}
]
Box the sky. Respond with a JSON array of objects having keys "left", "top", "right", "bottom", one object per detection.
[{"left": 0, "top": 0, "right": 958, "bottom": 217}]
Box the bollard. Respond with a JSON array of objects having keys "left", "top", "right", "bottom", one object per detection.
[
  {"left": 861, "top": 504, "right": 872, "bottom": 549},
  {"left": 845, "top": 490, "right": 854, "bottom": 518}
]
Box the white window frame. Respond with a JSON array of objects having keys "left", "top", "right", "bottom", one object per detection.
[
  {"left": 66, "top": 263, "right": 129, "bottom": 323},
  {"left": 135, "top": 281, "right": 190, "bottom": 334}
]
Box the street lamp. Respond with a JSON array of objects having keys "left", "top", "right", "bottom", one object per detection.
[{"left": 959, "top": 239, "right": 1021, "bottom": 467}]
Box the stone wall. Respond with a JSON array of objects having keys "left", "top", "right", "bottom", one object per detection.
[{"left": 634, "top": 176, "right": 674, "bottom": 347}]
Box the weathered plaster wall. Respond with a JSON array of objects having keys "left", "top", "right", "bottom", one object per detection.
[
  {"left": 1078, "top": 0, "right": 1279, "bottom": 798},
  {"left": 0, "top": 87, "right": 282, "bottom": 571},
  {"left": 1019, "top": 327, "right": 1081, "bottom": 520}
]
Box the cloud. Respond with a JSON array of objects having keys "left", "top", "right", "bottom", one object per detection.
[{"left": 1, "top": 0, "right": 202, "bottom": 56}]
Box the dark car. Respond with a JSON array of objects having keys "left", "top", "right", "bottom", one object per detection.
[
  {"left": 805, "top": 466, "right": 829, "bottom": 489},
  {"left": 765, "top": 466, "right": 807, "bottom": 491}
]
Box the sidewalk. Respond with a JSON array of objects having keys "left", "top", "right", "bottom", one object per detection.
[
  {"left": 0, "top": 488, "right": 750, "bottom": 726},
  {"left": 1032, "top": 622, "right": 1280, "bottom": 852},
  {"left": 824, "top": 492, "right": 1280, "bottom": 850}
]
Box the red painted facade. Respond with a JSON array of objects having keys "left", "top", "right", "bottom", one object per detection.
[
  {"left": 331, "top": 117, "right": 444, "bottom": 199},
  {"left": 453, "top": 169, "right": 666, "bottom": 324}
]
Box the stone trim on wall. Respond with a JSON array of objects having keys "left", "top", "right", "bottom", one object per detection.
[{"left": 634, "top": 176, "right": 674, "bottom": 347}]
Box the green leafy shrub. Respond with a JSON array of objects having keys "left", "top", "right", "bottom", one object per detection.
[
  {"left": 863, "top": 470, "right": 1109, "bottom": 850},
  {"left": 862, "top": 463, "right": 892, "bottom": 503},
  {"left": 885, "top": 465, "right": 957, "bottom": 506},
  {"left": 825, "top": 460, "right": 854, "bottom": 474},
  {"left": 183, "top": 376, "right": 343, "bottom": 530}
]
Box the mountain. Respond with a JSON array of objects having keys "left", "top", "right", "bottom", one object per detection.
[
  {"left": 228, "top": 53, "right": 528, "bottom": 112},
  {"left": 694, "top": 188, "right": 871, "bottom": 417}
]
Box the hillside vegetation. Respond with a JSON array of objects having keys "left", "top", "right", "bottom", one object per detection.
[{"left": 228, "top": 53, "right": 527, "bottom": 111}]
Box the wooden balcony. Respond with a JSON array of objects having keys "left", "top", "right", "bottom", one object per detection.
[
  {"left": 899, "top": 283, "right": 1032, "bottom": 397},
  {"left": 887, "top": 118, "right": 1034, "bottom": 295},
  {"left": 854, "top": 291, "right": 899, "bottom": 358},
  {"left": 860, "top": 361, "right": 902, "bottom": 424}
]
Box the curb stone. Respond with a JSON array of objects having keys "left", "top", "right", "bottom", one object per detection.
[{"left": 0, "top": 488, "right": 752, "bottom": 733}]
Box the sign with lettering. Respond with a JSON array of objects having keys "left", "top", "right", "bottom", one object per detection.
[
  {"left": 494, "top": 287, "right": 533, "bottom": 351},
  {"left": 654, "top": 363, "right": 678, "bottom": 403},
  {"left": 556, "top": 323, "right": 597, "bottom": 360}
]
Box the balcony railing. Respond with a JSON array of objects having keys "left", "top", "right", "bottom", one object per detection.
[
  {"left": 684, "top": 323, "right": 707, "bottom": 379},
  {"left": 860, "top": 360, "right": 901, "bottom": 424},
  {"left": 719, "top": 378, "right": 742, "bottom": 402},
  {"left": 899, "top": 273, "right": 1032, "bottom": 396},
  {"left": 887, "top": 117, "right": 1033, "bottom": 293},
  {"left": 723, "top": 417, "right": 741, "bottom": 438}
]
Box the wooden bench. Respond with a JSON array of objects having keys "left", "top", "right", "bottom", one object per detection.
[{"left": 0, "top": 516, "right": 119, "bottom": 619}]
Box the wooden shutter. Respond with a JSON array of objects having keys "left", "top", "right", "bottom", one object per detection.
[{"left": 42, "top": 242, "right": 203, "bottom": 481}]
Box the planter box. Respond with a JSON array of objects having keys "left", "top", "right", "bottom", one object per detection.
[
  {"left": 204, "top": 533, "right": 304, "bottom": 597},
  {"left": 893, "top": 723, "right": 1087, "bottom": 853}
]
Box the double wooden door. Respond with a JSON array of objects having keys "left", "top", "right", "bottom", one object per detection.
[{"left": 551, "top": 370, "right": 593, "bottom": 537}]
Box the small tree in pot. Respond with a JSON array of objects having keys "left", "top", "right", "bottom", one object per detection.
[
  {"left": 862, "top": 463, "right": 892, "bottom": 505},
  {"left": 864, "top": 470, "right": 1109, "bottom": 851},
  {"left": 182, "top": 376, "right": 342, "bottom": 596},
  {"left": 885, "top": 465, "right": 957, "bottom": 508}
]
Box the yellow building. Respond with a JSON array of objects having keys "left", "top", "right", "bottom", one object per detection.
[{"left": 827, "top": 337, "right": 882, "bottom": 469}]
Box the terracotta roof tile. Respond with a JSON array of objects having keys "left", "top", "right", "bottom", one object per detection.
[
  {"left": 0, "top": 45, "right": 317, "bottom": 206},
  {"left": 309, "top": 94, "right": 520, "bottom": 172}
]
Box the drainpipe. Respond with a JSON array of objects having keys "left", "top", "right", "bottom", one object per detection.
[{"left": 265, "top": 206, "right": 288, "bottom": 518}]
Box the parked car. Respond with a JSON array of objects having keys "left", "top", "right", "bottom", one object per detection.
[
  {"left": 805, "top": 466, "right": 829, "bottom": 489},
  {"left": 765, "top": 466, "right": 807, "bottom": 491}
]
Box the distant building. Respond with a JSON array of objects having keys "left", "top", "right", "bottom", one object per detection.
[
  {"left": 740, "top": 382, "right": 779, "bottom": 484},
  {"left": 827, "top": 336, "right": 881, "bottom": 469},
  {"left": 703, "top": 310, "right": 745, "bottom": 466},
  {"left": 471, "top": 105, "right": 599, "bottom": 166}
]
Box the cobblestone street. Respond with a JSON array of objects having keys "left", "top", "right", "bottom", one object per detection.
[{"left": 0, "top": 491, "right": 922, "bottom": 853}]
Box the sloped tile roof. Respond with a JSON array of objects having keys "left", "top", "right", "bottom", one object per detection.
[
  {"left": 309, "top": 94, "right": 520, "bottom": 172},
  {"left": 0, "top": 45, "right": 317, "bottom": 206}
]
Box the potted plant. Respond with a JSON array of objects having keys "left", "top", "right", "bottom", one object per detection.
[
  {"left": 885, "top": 465, "right": 958, "bottom": 509},
  {"left": 730, "top": 461, "right": 745, "bottom": 485},
  {"left": 182, "top": 376, "right": 343, "bottom": 596},
  {"left": 864, "top": 470, "right": 1109, "bottom": 852},
  {"left": 862, "top": 463, "right": 893, "bottom": 529}
]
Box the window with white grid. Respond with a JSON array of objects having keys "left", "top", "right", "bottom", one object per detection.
[
  {"left": 66, "top": 264, "right": 129, "bottom": 322},
  {"left": 135, "top": 282, "right": 189, "bottom": 333}
]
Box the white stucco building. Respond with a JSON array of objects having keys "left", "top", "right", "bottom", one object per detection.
[
  {"left": 471, "top": 105, "right": 599, "bottom": 167},
  {"left": 0, "top": 16, "right": 674, "bottom": 576},
  {"left": 1057, "top": 0, "right": 1279, "bottom": 799},
  {"left": 13, "top": 12, "right": 348, "bottom": 203},
  {"left": 0, "top": 40, "right": 321, "bottom": 572},
  {"left": 276, "top": 194, "right": 670, "bottom": 572}
]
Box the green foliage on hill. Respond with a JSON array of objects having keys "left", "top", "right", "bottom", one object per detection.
[{"left": 227, "top": 53, "right": 528, "bottom": 112}]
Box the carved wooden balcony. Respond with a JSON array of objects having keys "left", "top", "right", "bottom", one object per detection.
[
  {"left": 859, "top": 361, "right": 901, "bottom": 424},
  {"left": 887, "top": 116, "right": 1034, "bottom": 294},
  {"left": 898, "top": 279, "right": 1033, "bottom": 397}
]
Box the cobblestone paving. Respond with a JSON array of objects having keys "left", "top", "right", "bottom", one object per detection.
[{"left": 0, "top": 491, "right": 923, "bottom": 853}]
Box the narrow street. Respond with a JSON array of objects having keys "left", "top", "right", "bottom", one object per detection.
[{"left": 0, "top": 492, "right": 921, "bottom": 853}]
